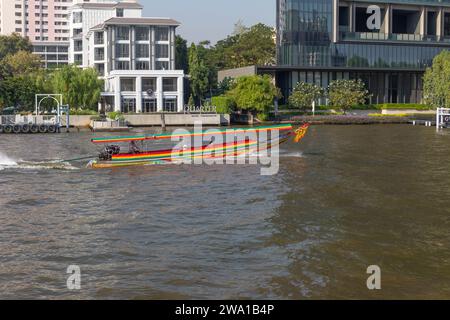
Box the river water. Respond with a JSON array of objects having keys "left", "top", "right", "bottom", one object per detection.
[{"left": 0, "top": 125, "right": 450, "bottom": 299}]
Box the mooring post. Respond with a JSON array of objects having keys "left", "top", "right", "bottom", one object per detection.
[
  {"left": 161, "top": 113, "right": 166, "bottom": 130},
  {"left": 436, "top": 108, "right": 440, "bottom": 132},
  {"left": 66, "top": 109, "right": 70, "bottom": 133}
]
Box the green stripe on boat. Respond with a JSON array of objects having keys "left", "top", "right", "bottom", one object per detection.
[{"left": 91, "top": 124, "right": 293, "bottom": 144}]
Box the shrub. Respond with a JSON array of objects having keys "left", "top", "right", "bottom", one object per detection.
[
  {"left": 211, "top": 95, "right": 236, "bottom": 114},
  {"left": 70, "top": 109, "right": 98, "bottom": 115},
  {"left": 107, "top": 111, "right": 124, "bottom": 120},
  {"left": 256, "top": 112, "right": 270, "bottom": 121},
  {"left": 328, "top": 79, "right": 371, "bottom": 113},
  {"left": 228, "top": 75, "right": 281, "bottom": 113},
  {"left": 288, "top": 82, "right": 324, "bottom": 110}
]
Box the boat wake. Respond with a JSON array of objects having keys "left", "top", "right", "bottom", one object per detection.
[
  {"left": 0, "top": 153, "right": 79, "bottom": 171},
  {"left": 246, "top": 150, "right": 304, "bottom": 158},
  {"left": 280, "top": 151, "right": 304, "bottom": 158}
]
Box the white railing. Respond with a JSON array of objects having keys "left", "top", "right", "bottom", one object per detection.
[
  {"left": 436, "top": 108, "right": 450, "bottom": 131},
  {"left": 0, "top": 115, "right": 58, "bottom": 125}
]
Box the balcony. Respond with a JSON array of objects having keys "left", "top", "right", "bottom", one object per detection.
[{"left": 340, "top": 32, "right": 450, "bottom": 43}]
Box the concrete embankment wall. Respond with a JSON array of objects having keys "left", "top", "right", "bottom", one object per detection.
[{"left": 69, "top": 114, "right": 230, "bottom": 128}]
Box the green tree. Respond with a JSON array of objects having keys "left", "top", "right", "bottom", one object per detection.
[
  {"left": 328, "top": 79, "right": 370, "bottom": 113},
  {"left": 51, "top": 65, "right": 103, "bottom": 110},
  {"left": 209, "top": 23, "right": 276, "bottom": 69},
  {"left": 289, "top": 82, "right": 324, "bottom": 111},
  {"left": 175, "top": 35, "right": 189, "bottom": 73},
  {"left": 423, "top": 50, "right": 450, "bottom": 109},
  {"left": 0, "top": 34, "right": 32, "bottom": 61},
  {"left": 228, "top": 75, "right": 281, "bottom": 113},
  {"left": 188, "top": 43, "right": 209, "bottom": 104},
  {"left": 2, "top": 50, "right": 41, "bottom": 76},
  {"left": 0, "top": 75, "right": 39, "bottom": 111},
  {"left": 211, "top": 95, "right": 236, "bottom": 114},
  {"left": 0, "top": 50, "right": 46, "bottom": 111},
  {"left": 216, "top": 77, "right": 234, "bottom": 95},
  {"left": 231, "top": 23, "right": 276, "bottom": 67}
]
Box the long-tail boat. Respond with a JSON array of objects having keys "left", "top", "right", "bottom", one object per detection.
[{"left": 88, "top": 124, "right": 309, "bottom": 169}]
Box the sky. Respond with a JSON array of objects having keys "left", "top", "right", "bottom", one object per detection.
[{"left": 142, "top": 0, "right": 275, "bottom": 44}]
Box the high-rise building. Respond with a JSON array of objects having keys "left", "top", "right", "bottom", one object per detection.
[
  {"left": 220, "top": 1, "right": 450, "bottom": 105},
  {"left": 68, "top": 0, "right": 185, "bottom": 112},
  {"left": 0, "top": 0, "right": 74, "bottom": 68},
  {"left": 275, "top": 0, "right": 450, "bottom": 104},
  {"left": 0, "top": 0, "right": 134, "bottom": 68}
]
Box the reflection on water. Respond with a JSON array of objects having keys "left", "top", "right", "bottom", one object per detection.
[{"left": 0, "top": 125, "right": 450, "bottom": 299}]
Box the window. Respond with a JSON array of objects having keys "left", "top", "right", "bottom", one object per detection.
[
  {"left": 163, "top": 78, "right": 178, "bottom": 92},
  {"left": 445, "top": 13, "right": 450, "bottom": 36},
  {"left": 117, "top": 27, "right": 129, "bottom": 40},
  {"left": 95, "top": 64, "right": 105, "bottom": 76},
  {"left": 115, "top": 61, "right": 130, "bottom": 70},
  {"left": 136, "top": 44, "right": 149, "bottom": 58},
  {"left": 163, "top": 98, "right": 177, "bottom": 112},
  {"left": 73, "top": 28, "right": 82, "bottom": 37},
  {"left": 142, "top": 99, "right": 157, "bottom": 113},
  {"left": 116, "top": 44, "right": 129, "bottom": 58},
  {"left": 33, "top": 46, "right": 45, "bottom": 52},
  {"left": 136, "top": 27, "right": 149, "bottom": 41},
  {"left": 120, "top": 78, "right": 136, "bottom": 92},
  {"left": 142, "top": 78, "right": 156, "bottom": 92},
  {"left": 74, "top": 54, "right": 82, "bottom": 65},
  {"left": 136, "top": 61, "right": 150, "bottom": 70},
  {"left": 156, "top": 44, "right": 169, "bottom": 58},
  {"left": 73, "top": 12, "right": 82, "bottom": 23},
  {"left": 155, "top": 27, "right": 169, "bottom": 41},
  {"left": 116, "top": 8, "right": 124, "bottom": 17},
  {"left": 74, "top": 40, "right": 82, "bottom": 52},
  {"left": 94, "top": 32, "right": 104, "bottom": 45},
  {"left": 156, "top": 61, "right": 169, "bottom": 70},
  {"left": 121, "top": 98, "right": 136, "bottom": 113},
  {"left": 94, "top": 48, "right": 104, "bottom": 61}
]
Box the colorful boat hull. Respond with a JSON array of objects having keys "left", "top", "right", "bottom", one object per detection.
[{"left": 88, "top": 124, "right": 309, "bottom": 169}]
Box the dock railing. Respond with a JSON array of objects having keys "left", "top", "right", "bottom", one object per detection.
[{"left": 436, "top": 108, "right": 450, "bottom": 131}]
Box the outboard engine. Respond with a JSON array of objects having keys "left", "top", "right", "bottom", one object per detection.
[{"left": 99, "top": 145, "right": 121, "bottom": 161}]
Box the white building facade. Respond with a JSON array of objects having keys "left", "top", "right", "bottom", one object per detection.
[{"left": 69, "top": 1, "right": 185, "bottom": 113}]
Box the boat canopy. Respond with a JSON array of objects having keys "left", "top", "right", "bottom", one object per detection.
[{"left": 91, "top": 124, "right": 294, "bottom": 144}]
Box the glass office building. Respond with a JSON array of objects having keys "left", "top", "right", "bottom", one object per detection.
[{"left": 274, "top": 0, "right": 450, "bottom": 104}]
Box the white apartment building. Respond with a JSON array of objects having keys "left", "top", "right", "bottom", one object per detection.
[
  {"left": 69, "top": 0, "right": 185, "bottom": 113},
  {"left": 0, "top": 0, "right": 132, "bottom": 68}
]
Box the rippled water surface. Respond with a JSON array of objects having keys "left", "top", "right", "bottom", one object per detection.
[{"left": 1, "top": 125, "right": 450, "bottom": 299}]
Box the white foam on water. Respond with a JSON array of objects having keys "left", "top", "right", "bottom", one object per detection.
[
  {"left": 281, "top": 151, "right": 304, "bottom": 158},
  {"left": 0, "top": 153, "right": 18, "bottom": 167},
  {"left": 0, "top": 153, "right": 79, "bottom": 171},
  {"left": 0, "top": 152, "right": 19, "bottom": 170}
]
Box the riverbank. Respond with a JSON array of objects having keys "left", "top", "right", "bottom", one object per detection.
[{"left": 267, "top": 114, "right": 432, "bottom": 125}]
